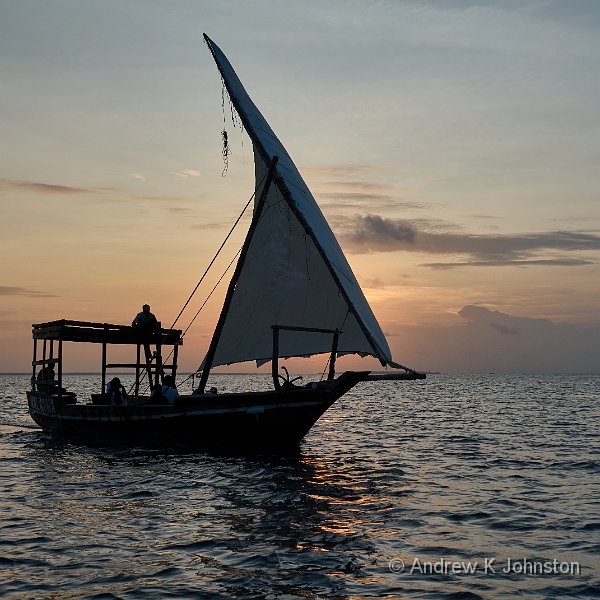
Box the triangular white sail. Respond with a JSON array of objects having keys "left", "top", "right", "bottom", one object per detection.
[{"left": 203, "top": 35, "right": 397, "bottom": 368}]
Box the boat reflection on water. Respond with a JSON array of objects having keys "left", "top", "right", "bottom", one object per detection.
[{"left": 16, "top": 425, "right": 405, "bottom": 595}]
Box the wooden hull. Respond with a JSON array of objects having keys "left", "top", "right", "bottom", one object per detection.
[{"left": 27, "top": 372, "right": 368, "bottom": 449}]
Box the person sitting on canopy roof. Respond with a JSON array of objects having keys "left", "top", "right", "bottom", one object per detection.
[
  {"left": 132, "top": 304, "right": 159, "bottom": 333},
  {"left": 132, "top": 304, "right": 160, "bottom": 365}
]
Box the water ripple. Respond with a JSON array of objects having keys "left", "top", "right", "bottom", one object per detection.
[{"left": 0, "top": 373, "right": 598, "bottom": 598}]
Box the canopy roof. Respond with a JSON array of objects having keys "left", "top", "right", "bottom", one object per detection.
[{"left": 32, "top": 320, "right": 183, "bottom": 346}]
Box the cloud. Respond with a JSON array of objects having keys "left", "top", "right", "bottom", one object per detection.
[
  {"left": 490, "top": 323, "right": 521, "bottom": 335},
  {"left": 457, "top": 304, "right": 600, "bottom": 370},
  {"left": 319, "top": 193, "right": 428, "bottom": 212},
  {"left": 171, "top": 169, "right": 201, "bottom": 178},
  {"left": 0, "top": 286, "right": 57, "bottom": 298},
  {"left": 0, "top": 178, "right": 94, "bottom": 195},
  {"left": 307, "top": 168, "right": 428, "bottom": 213},
  {"left": 302, "top": 164, "right": 375, "bottom": 178},
  {"left": 363, "top": 277, "right": 385, "bottom": 289},
  {"left": 350, "top": 214, "right": 416, "bottom": 245},
  {"left": 165, "top": 206, "right": 194, "bottom": 215},
  {"left": 459, "top": 305, "right": 532, "bottom": 329},
  {"left": 425, "top": 258, "right": 594, "bottom": 269},
  {"left": 320, "top": 198, "right": 427, "bottom": 213},
  {"left": 398, "top": 305, "right": 600, "bottom": 373},
  {"left": 322, "top": 180, "right": 393, "bottom": 191},
  {"left": 321, "top": 191, "right": 394, "bottom": 202},
  {"left": 132, "top": 173, "right": 146, "bottom": 181},
  {"left": 190, "top": 220, "right": 242, "bottom": 230},
  {"left": 339, "top": 213, "right": 600, "bottom": 267}
]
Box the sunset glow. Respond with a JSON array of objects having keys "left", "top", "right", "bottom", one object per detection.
[{"left": 1, "top": 2, "right": 599, "bottom": 373}]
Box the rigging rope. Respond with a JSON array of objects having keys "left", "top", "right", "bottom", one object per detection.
[
  {"left": 128, "top": 169, "right": 269, "bottom": 396},
  {"left": 182, "top": 247, "right": 242, "bottom": 340},
  {"left": 165, "top": 168, "right": 268, "bottom": 335},
  {"left": 136, "top": 246, "right": 243, "bottom": 396}
]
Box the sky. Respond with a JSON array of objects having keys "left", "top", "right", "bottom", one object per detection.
[{"left": 1, "top": 0, "right": 599, "bottom": 374}]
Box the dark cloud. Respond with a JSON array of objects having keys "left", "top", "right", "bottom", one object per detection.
[
  {"left": 0, "top": 286, "right": 57, "bottom": 298},
  {"left": 424, "top": 258, "right": 594, "bottom": 269},
  {"left": 340, "top": 213, "right": 600, "bottom": 267},
  {"left": 0, "top": 178, "right": 94, "bottom": 195},
  {"left": 350, "top": 214, "right": 416, "bottom": 246},
  {"left": 459, "top": 305, "right": 534, "bottom": 328},
  {"left": 404, "top": 305, "right": 600, "bottom": 373},
  {"left": 490, "top": 323, "right": 521, "bottom": 335}
]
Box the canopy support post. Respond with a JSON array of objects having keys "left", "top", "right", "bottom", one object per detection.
[
  {"left": 155, "top": 333, "right": 163, "bottom": 389},
  {"left": 57, "top": 339, "right": 63, "bottom": 398},
  {"left": 197, "top": 155, "right": 279, "bottom": 394},
  {"left": 32, "top": 338, "right": 37, "bottom": 390},
  {"left": 42, "top": 339, "right": 47, "bottom": 384},
  {"left": 101, "top": 334, "right": 107, "bottom": 394}
]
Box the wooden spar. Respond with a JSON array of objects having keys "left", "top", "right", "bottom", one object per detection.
[
  {"left": 272, "top": 326, "right": 280, "bottom": 391},
  {"left": 203, "top": 34, "right": 389, "bottom": 367},
  {"left": 271, "top": 325, "right": 340, "bottom": 388},
  {"left": 364, "top": 372, "right": 426, "bottom": 381},
  {"left": 197, "top": 155, "right": 279, "bottom": 394},
  {"left": 328, "top": 329, "right": 339, "bottom": 380},
  {"left": 155, "top": 336, "right": 162, "bottom": 388},
  {"left": 105, "top": 362, "right": 177, "bottom": 369},
  {"left": 42, "top": 339, "right": 47, "bottom": 380}
]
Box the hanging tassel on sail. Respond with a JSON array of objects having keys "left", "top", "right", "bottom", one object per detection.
[{"left": 221, "top": 129, "right": 230, "bottom": 176}]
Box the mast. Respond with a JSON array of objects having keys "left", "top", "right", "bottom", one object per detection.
[{"left": 197, "top": 155, "right": 279, "bottom": 393}]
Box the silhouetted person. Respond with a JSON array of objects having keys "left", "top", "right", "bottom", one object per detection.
[
  {"left": 132, "top": 304, "right": 161, "bottom": 383},
  {"left": 37, "top": 366, "right": 57, "bottom": 394},
  {"left": 150, "top": 381, "right": 168, "bottom": 405},
  {"left": 132, "top": 304, "right": 159, "bottom": 333},
  {"left": 106, "top": 377, "right": 128, "bottom": 406},
  {"left": 161, "top": 375, "right": 180, "bottom": 405}
]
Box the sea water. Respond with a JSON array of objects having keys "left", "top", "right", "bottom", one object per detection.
[{"left": 0, "top": 373, "right": 598, "bottom": 599}]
